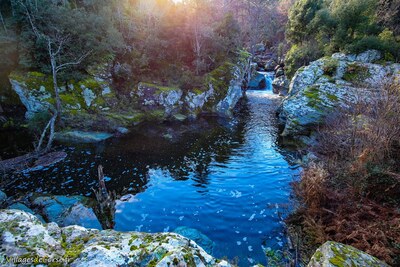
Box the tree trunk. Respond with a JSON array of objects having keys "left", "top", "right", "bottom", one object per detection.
[
  {"left": 49, "top": 49, "right": 61, "bottom": 116},
  {"left": 0, "top": 9, "right": 7, "bottom": 33},
  {"left": 35, "top": 111, "right": 57, "bottom": 153}
]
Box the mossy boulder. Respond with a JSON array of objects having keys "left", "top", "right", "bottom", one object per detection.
[
  {"left": 308, "top": 241, "right": 389, "bottom": 267},
  {"left": 203, "top": 56, "right": 251, "bottom": 117},
  {"left": 9, "top": 72, "right": 115, "bottom": 119},
  {"left": 278, "top": 50, "right": 400, "bottom": 136},
  {"left": 0, "top": 209, "right": 232, "bottom": 267}
]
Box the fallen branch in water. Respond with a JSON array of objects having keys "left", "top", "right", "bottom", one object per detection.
[{"left": 0, "top": 151, "right": 67, "bottom": 173}]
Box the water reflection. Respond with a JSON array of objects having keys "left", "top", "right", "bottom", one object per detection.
[{"left": 2, "top": 90, "right": 300, "bottom": 266}]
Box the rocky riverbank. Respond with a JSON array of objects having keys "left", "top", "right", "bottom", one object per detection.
[
  {"left": 280, "top": 50, "right": 400, "bottom": 266},
  {"left": 6, "top": 55, "right": 252, "bottom": 143},
  {"left": 0, "top": 208, "right": 389, "bottom": 267}
]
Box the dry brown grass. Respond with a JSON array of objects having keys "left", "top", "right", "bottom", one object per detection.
[{"left": 289, "top": 79, "right": 400, "bottom": 265}]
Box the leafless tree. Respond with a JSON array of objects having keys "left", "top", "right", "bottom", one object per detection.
[
  {"left": 17, "top": 0, "right": 92, "bottom": 117},
  {"left": 15, "top": 0, "right": 92, "bottom": 152}
]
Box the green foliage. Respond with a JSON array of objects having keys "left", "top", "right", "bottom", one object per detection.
[
  {"left": 285, "top": 42, "right": 323, "bottom": 78},
  {"left": 286, "top": 0, "right": 324, "bottom": 43},
  {"left": 285, "top": 0, "right": 400, "bottom": 75},
  {"left": 322, "top": 58, "right": 339, "bottom": 76},
  {"left": 342, "top": 63, "right": 371, "bottom": 83},
  {"left": 1, "top": 0, "right": 124, "bottom": 82}
]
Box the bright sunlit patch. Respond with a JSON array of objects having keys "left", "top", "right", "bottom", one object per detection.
[{"left": 172, "top": 0, "right": 183, "bottom": 3}]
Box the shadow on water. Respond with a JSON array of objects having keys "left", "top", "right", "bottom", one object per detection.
[{"left": 1, "top": 90, "right": 301, "bottom": 266}]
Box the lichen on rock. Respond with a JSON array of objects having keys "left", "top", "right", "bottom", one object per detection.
[
  {"left": 308, "top": 241, "right": 389, "bottom": 267},
  {"left": 278, "top": 50, "right": 399, "bottom": 137},
  {"left": 0, "top": 209, "right": 232, "bottom": 267}
]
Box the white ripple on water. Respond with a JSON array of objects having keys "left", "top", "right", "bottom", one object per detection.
[
  {"left": 141, "top": 214, "right": 148, "bottom": 221},
  {"left": 248, "top": 214, "right": 256, "bottom": 221},
  {"left": 230, "top": 190, "right": 242, "bottom": 198}
]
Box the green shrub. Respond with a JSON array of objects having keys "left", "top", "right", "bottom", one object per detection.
[{"left": 285, "top": 42, "right": 323, "bottom": 78}]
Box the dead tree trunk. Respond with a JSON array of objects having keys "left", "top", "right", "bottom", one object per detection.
[
  {"left": 93, "top": 165, "right": 116, "bottom": 230},
  {"left": 35, "top": 111, "right": 57, "bottom": 153}
]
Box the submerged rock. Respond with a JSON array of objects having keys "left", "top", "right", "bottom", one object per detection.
[
  {"left": 61, "top": 203, "right": 102, "bottom": 230},
  {"left": 173, "top": 226, "right": 215, "bottom": 254},
  {"left": 308, "top": 241, "right": 389, "bottom": 267},
  {"left": 0, "top": 209, "right": 231, "bottom": 267},
  {"left": 0, "top": 190, "right": 7, "bottom": 205},
  {"left": 278, "top": 50, "right": 400, "bottom": 136},
  {"left": 32, "top": 195, "right": 102, "bottom": 230},
  {"left": 55, "top": 130, "right": 113, "bottom": 143}
]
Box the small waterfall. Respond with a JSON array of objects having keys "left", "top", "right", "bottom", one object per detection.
[
  {"left": 248, "top": 71, "right": 274, "bottom": 90},
  {"left": 263, "top": 73, "right": 273, "bottom": 91}
]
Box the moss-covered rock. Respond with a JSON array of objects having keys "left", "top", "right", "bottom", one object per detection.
[
  {"left": 9, "top": 72, "right": 114, "bottom": 118},
  {"left": 308, "top": 241, "right": 389, "bottom": 267},
  {"left": 0, "top": 209, "right": 232, "bottom": 267},
  {"left": 135, "top": 82, "right": 183, "bottom": 118},
  {"left": 278, "top": 50, "right": 399, "bottom": 136}
]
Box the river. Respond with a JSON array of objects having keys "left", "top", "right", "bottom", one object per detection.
[{"left": 2, "top": 90, "right": 300, "bottom": 266}]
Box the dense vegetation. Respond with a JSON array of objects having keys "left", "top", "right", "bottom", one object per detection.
[
  {"left": 285, "top": 0, "right": 400, "bottom": 77},
  {"left": 0, "top": 0, "right": 293, "bottom": 96},
  {"left": 284, "top": 1, "right": 400, "bottom": 265}
]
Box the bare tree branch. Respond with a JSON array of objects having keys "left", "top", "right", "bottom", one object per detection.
[{"left": 55, "top": 50, "right": 92, "bottom": 72}]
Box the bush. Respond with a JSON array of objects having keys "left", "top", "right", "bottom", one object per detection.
[
  {"left": 290, "top": 79, "right": 400, "bottom": 265},
  {"left": 285, "top": 41, "right": 323, "bottom": 78}
]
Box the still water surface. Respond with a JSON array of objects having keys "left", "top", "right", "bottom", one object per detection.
[{"left": 3, "top": 90, "right": 300, "bottom": 266}]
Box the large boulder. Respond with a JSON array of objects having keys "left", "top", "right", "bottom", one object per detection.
[
  {"left": 272, "top": 75, "right": 289, "bottom": 95},
  {"left": 248, "top": 72, "right": 267, "bottom": 89},
  {"left": 278, "top": 50, "right": 400, "bottom": 136},
  {"left": 0, "top": 209, "right": 231, "bottom": 267},
  {"left": 265, "top": 59, "right": 278, "bottom": 72},
  {"left": 32, "top": 195, "right": 102, "bottom": 230},
  {"left": 7, "top": 202, "right": 46, "bottom": 223},
  {"left": 9, "top": 72, "right": 115, "bottom": 119},
  {"left": 213, "top": 56, "right": 252, "bottom": 117},
  {"left": 308, "top": 241, "right": 389, "bottom": 267}
]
